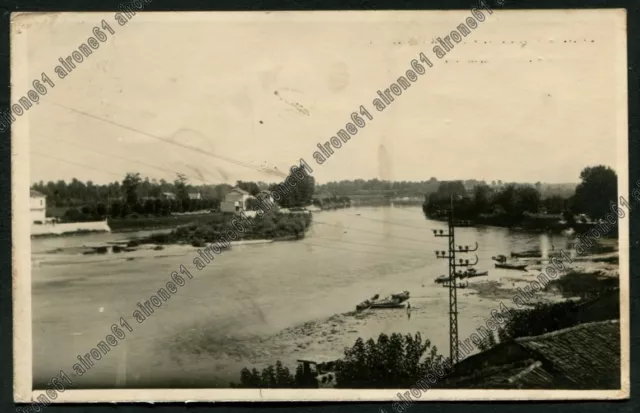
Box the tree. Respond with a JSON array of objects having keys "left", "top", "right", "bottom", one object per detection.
[
  {"left": 239, "top": 368, "right": 253, "bottom": 387},
  {"left": 293, "top": 363, "right": 318, "bottom": 388},
  {"left": 250, "top": 368, "right": 261, "bottom": 387},
  {"left": 260, "top": 365, "right": 277, "bottom": 388},
  {"left": 275, "top": 361, "right": 294, "bottom": 387},
  {"left": 543, "top": 195, "right": 567, "bottom": 214},
  {"left": 122, "top": 173, "right": 142, "bottom": 208},
  {"left": 573, "top": 165, "right": 617, "bottom": 219},
  {"left": 334, "top": 333, "right": 441, "bottom": 388},
  {"left": 477, "top": 331, "right": 497, "bottom": 351},
  {"left": 96, "top": 202, "right": 107, "bottom": 217},
  {"left": 436, "top": 181, "right": 466, "bottom": 199},
  {"left": 514, "top": 185, "right": 540, "bottom": 215},
  {"left": 174, "top": 173, "right": 190, "bottom": 212},
  {"left": 473, "top": 184, "right": 492, "bottom": 214},
  {"left": 237, "top": 181, "right": 260, "bottom": 196}
]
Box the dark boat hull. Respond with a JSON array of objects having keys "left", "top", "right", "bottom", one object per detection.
[
  {"left": 494, "top": 263, "right": 528, "bottom": 270},
  {"left": 356, "top": 301, "right": 405, "bottom": 310}
]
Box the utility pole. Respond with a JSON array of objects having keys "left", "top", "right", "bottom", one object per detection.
[{"left": 433, "top": 195, "right": 478, "bottom": 364}]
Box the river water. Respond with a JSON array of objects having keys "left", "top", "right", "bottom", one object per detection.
[{"left": 32, "top": 206, "right": 569, "bottom": 388}]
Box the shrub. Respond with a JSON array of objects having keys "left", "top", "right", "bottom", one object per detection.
[{"left": 191, "top": 238, "right": 206, "bottom": 248}]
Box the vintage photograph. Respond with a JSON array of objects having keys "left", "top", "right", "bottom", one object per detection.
[{"left": 11, "top": 7, "right": 629, "bottom": 404}]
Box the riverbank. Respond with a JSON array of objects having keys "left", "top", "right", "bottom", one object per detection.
[
  {"left": 425, "top": 212, "right": 617, "bottom": 237},
  {"left": 125, "top": 211, "right": 313, "bottom": 248},
  {"left": 31, "top": 220, "right": 111, "bottom": 237},
  {"left": 226, "top": 246, "right": 620, "bottom": 387}
]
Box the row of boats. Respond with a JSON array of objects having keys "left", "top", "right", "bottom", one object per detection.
[
  {"left": 356, "top": 249, "right": 543, "bottom": 310},
  {"left": 434, "top": 268, "right": 488, "bottom": 285}
]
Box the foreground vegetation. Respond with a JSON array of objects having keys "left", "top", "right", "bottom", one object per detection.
[
  {"left": 235, "top": 268, "right": 619, "bottom": 388},
  {"left": 34, "top": 162, "right": 315, "bottom": 224},
  {"left": 236, "top": 333, "right": 446, "bottom": 389},
  {"left": 234, "top": 361, "right": 318, "bottom": 388}
]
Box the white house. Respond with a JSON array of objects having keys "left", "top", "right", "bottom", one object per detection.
[
  {"left": 188, "top": 192, "right": 202, "bottom": 200},
  {"left": 220, "top": 187, "right": 255, "bottom": 213},
  {"left": 30, "top": 190, "right": 46, "bottom": 223}
]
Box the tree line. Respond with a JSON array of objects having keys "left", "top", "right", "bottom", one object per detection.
[
  {"left": 423, "top": 165, "right": 618, "bottom": 225},
  {"left": 32, "top": 165, "right": 316, "bottom": 222},
  {"left": 314, "top": 178, "right": 576, "bottom": 199}
]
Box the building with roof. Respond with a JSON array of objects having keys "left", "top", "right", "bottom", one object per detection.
[
  {"left": 30, "top": 190, "right": 46, "bottom": 223},
  {"left": 440, "top": 320, "right": 620, "bottom": 389},
  {"left": 220, "top": 187, "right": 255, "bottom": 213}
]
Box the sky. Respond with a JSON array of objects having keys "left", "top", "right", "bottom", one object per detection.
[{"left": 13, "top": 10, "right": 626, "bottom": 186}]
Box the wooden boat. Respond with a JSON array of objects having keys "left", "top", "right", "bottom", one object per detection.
[
  {"left": 458, "top": 268, "right": 488, "bottom": 279},
  {"left": 511, "top": 249, "right": 562, "bottom": 259},
  {"left": 511, "top": 250, "right": 540, "bottom": 258},
  {"left": 390, "top": 290, "right": 410, "bottom": 302},
  {"left": 495, "top": 263, "right": 528, "bottom": 270},
  {"left": 434, "top": 275, "right": 449, "bottom": 284},
  {"left": 356, "top": 298, "right": 405, "bottom": 311},
  {"left": 492, "top": 255, "right": 508, "bottom": 263},
  {"left": 369, "top": 300, "right": 406, "bottom": 309},
  {"left": 442, "top": 281, "right": 469, "bottom": 289}
]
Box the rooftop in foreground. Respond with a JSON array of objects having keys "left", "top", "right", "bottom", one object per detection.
[{"left": 441, "top": 320, "right": 621, "bottom": 389}]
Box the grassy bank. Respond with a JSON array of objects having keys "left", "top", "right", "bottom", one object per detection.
[
  {"left": 108, "top": 213, "right": 226, "bottom": 232},
  {"left": 133, "top": 212, "right": 312, "bottom": 247}
]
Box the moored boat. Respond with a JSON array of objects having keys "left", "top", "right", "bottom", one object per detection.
[
  {"left": 356, "top": 291, "right": 408, "bottom": 311},
  {"left": 390, "top": 290, "right": 410, "bottom": 302},
  {"left": 369, "top": 300, "right": 406, "bottom": 309},
  {"left": 356, "top": 297, "right": 405, "bottom": 311},
  {"left": 495, "top": 262, "right": 528, "bottom": 270},
  {"left": 511, "top": 250, "right": 540, "bottom": 258},
  {"left": 492, "top": 254, "right": 508, "bottom": 263},
  {"left": 434, "top": 275, "right": 449, "bottom": 284},
  {"left": 457, "top": 268, "right": 488, "bottom": 279},
  {"left": 442, "top": 281, "right": 469, "bottom": 289}
]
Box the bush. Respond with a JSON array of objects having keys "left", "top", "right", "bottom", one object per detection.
[
  {"left": 544, "top": 271, "right": 618, "bottom": 299},
  {"left": 335, "top": 333, "right": 445, "bottom": 388},
  {"left": 237, "top": 361, "right": 303, "bottom": 388},
  {"left": 191, "top": 238, "right": 206, "bottom": 248},
  {"left": 127, "top": 239, "right": 141, "bottom": 248}
]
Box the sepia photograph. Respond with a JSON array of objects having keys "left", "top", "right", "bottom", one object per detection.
[{"left": 10, "top": 6, "right": 629, "bottom": 404}]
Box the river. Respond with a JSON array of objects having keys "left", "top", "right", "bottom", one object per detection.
[{"left": 31, "top": 206, "right": 570, "bottom": 388}]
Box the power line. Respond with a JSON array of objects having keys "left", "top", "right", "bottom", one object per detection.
[
  {"left": 48, "top": 102, "right": 289, "bottom": 179},
  {"left": 31, "top": 152, "right": 125, "bottom": 179},
  {"left": 299, "top": 240, "right": 420, "bottom": 259},
  {"left": 341, "top": 213, "right": 493, "bottom": 252},
  {"left": 350, "top": 213, "right": 439, "bottom": 230},
  {"left": 307, "top": 233, "right": 428, "bottom": 253},
  {"left": 313, "top": 220, "right": 444, "bottom": 245},
  {"left": 38, "top": 135, "right": 222, "bottom": 186}
]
